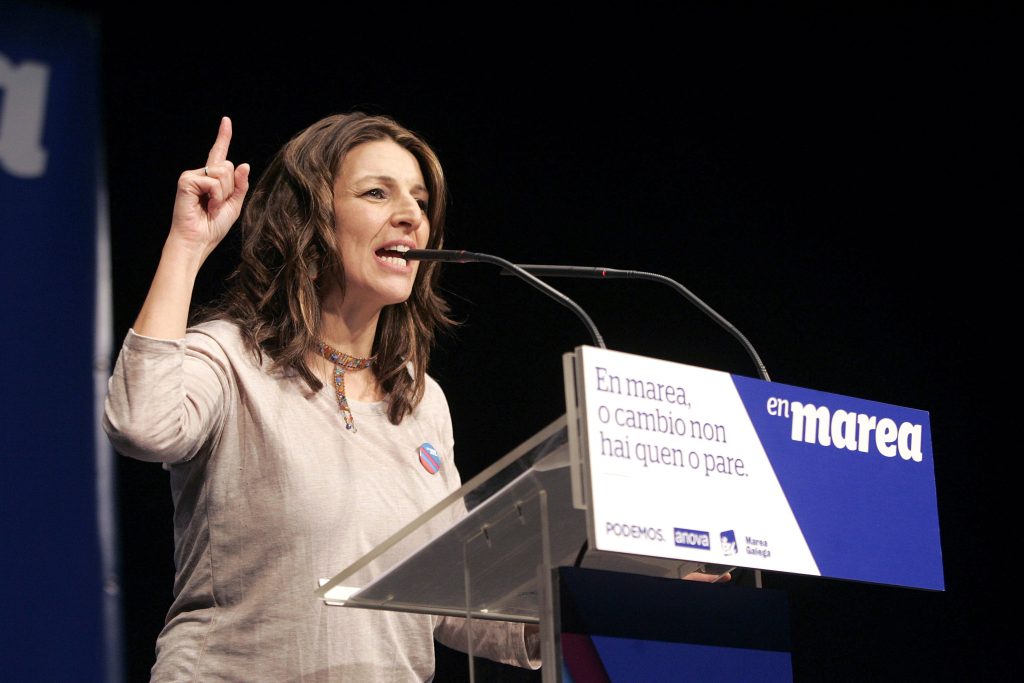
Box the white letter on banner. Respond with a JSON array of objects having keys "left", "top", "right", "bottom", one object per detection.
[
  {"left": 898, "top": 422, "right": 923, "bottom": 462},
  {"left": 831, "top": 409, "right": 859, "bottom": 451},
  {"left": 790, "top": 402, "right": 832, "bottom": 446},
  {"left": 0, "top": 53, "right": 50, "bottom": 178},
  {"left": 856, "top": 413, "right": 877, "bottom": 452},
  {"left": 875, "top": 418, "right": 899, "bottom": 457}
]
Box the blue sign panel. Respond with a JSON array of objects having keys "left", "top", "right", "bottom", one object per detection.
[
  {"left": 731, "top": 375, "right": 942, "bottom": 589},
  {"left": 1, "top": 4, "right": 113, "bottom": 681}
]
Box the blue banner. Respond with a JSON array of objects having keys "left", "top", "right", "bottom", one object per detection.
[
  {"left": 1, "top": 4, "right": 116, "bottom": 680},
  {"left": 731, "top": 375, "right": 942, "bottom": 589}
]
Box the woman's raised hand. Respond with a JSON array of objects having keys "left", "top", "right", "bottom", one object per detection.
[
  {"left": 132, "top": 117, "right": 250, "bottom": 339},
  {"left": 169, "top": 116, "right": 250, "bottom": 259}
]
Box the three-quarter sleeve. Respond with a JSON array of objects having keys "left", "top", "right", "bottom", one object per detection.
[
  {"left": 102, "top": 328, "right": 233, "bottom": 464},
  {"left": 434, "top": 616, "right": 541, "bottom": 670}
]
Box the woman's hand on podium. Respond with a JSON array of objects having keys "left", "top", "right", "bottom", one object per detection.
[{"left": 683, "top": 569, "right": 732, "bottom": 583}]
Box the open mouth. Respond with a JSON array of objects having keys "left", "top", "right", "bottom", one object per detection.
[{"left": 375, "top": 243, "right": 412, "bottom": 266}]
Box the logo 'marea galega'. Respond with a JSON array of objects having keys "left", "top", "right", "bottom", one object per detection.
[{"left": 720, "top": 530, "right": 738, "bottom": 555}]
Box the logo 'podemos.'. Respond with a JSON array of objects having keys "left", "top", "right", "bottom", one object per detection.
[{"left": 605, "top": 522, "right": 665, "bottom": 541}]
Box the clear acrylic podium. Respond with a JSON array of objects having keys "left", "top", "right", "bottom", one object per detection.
[{"left": 315, "top": 413, "right": 716, "bottom": 681}]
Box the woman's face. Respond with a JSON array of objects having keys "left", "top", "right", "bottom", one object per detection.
[{"left": 331, "top": 138, "right": 430, "bottom": 313}]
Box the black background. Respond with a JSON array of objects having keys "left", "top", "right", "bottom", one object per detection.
[{"left": 68, "top": 4, "right": 1016, "bottom": 680}]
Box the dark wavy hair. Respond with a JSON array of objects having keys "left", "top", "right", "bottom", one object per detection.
[{"left": 203, "top": 112, "right": 452, "bottom": 424}]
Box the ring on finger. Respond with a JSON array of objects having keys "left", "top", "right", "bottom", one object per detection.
[{"left": 204, "top": 166, "right": 209, "bottom": 176}]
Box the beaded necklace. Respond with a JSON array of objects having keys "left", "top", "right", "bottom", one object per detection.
[{"left": 317, "top": 341, "right": 373, "bottom": 432}]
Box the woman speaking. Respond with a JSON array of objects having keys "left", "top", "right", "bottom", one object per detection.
[{"left": 103, "top": 113, "right": 540, "bottom": 681}]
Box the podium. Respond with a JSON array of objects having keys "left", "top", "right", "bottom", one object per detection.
[
  {"left": 317, "top": 414, "right": 792, "bottom": 680},
  {"left": 316, "top": 345, "right": 939, "bottom": 680}
]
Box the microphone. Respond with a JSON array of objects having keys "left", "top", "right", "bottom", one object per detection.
[
  {"left": 515, "top": 262, "right": 769, "bottom": 590},
  {"left": 403, "top": 249, "right": 606, "bottom": 349},
  {"left": 510, "top": 263, "right": 770, "bottom": 381}
]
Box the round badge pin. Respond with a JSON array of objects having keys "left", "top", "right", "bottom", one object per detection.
[{"left": 418, "top": 442, "right": 441, "bottom": 475}]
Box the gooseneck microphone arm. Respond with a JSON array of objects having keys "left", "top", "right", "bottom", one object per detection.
[
  {"left": 403, "top": 250, "right": 606, "bottom": 349},
  {"left": 512, "top": 264, "right": 770, "bottom": 382}
]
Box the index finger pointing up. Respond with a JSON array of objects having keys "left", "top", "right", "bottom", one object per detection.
[{"left": 206, "top": 116, "right": 233, "bottom": 166}]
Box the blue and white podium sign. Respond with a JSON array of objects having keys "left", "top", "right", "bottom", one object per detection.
[{"left": 567, "top": 346, "right": 943, "bottom": 591}]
